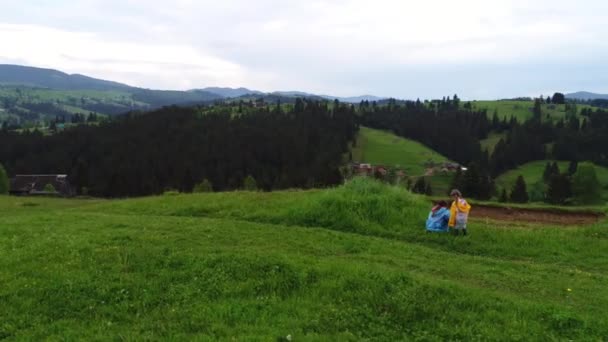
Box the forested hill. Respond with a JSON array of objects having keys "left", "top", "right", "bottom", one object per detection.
[
  {"left": 0, "top": 100, "right": 357, "bottom": 197},
  {"left": 0, "top": 64, "right": 386, "bottom": 126},
  {"left": 359, "top": 96, "right": 608, "bottom": 200}
]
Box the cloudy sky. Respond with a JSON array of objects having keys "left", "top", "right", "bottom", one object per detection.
[{"left": 0, "top": 0, "right": 607, "bottom": 99}]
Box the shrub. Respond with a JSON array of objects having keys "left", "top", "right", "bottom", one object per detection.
[
  {"left": 43, "top": 183, "right": 56, "bottom": 193},
  {"left": 529, "top": 180, "right": 546, "bottom": 202},
  {"left": 243, "top": 175, "right": 258, "bottom": 191},
  {"left": 572, "top": 163, "right": 603, "bottom": 205},
  {"left": 193, "top": 179, "right": 213, "bottom": 193}
]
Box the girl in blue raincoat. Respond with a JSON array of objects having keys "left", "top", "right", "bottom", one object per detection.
[{"left": 426, "top": 200, "right": 450, "bottom": 232}]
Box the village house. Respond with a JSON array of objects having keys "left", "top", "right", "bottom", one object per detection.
[
  {"left": 9, "top": 174, "right": 75, "bottom": 197},
  {"left": 351, "top": 163, "right": 403, "bottom": 179}
]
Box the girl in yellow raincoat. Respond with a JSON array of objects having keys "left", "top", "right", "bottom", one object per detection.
[{"left": 449, "top": 189, "right": 471, "bottom": 236}]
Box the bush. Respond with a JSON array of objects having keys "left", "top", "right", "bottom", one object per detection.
[
  {"left": 43, "top": 183, "right": 56, "bottom": 193},
  {"left": 0, "top": 163, "right": 8, "bottom": 195},
  {"left": 572, "top": 163, "right": 603, "bottom": 205},
  {"left": 529, "top": 180, "right": 547, "bottom": 202},
  {"left": 193, "top": 179, "right": 213, "bottom": 193},
  {"left": 243, "top": 175, "right": 258, "bottom": 191}
]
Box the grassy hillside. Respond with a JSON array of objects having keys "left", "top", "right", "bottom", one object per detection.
[
  {"left": 495, "top": 160, "right": 608, "bottom": 200},
  {"left": 352, "top": 126, "right": 450, "bottom": 175},
  {"left": 480, "top": 132, "right": 506, "bottom": 153},
  {"left": 1, "top": 178, "right": 607, "bottom": 340},
  {"left": 469, "top": 100, "right": 596, "bottom": 122}
]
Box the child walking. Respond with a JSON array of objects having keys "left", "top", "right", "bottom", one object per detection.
[{"left": 448, "top": 189, "right": 471, "bottom": 236}]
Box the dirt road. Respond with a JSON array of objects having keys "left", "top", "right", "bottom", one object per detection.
[{"left": 472, "top": 205, "right": 603, "bottom": 226}]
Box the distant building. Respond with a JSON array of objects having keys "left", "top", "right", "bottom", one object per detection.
[
  {"left": 9, "top": 174, "right": 75, "bottom": 197},
  {"left": 351, "top": 163, "right": 373, "bottom": 176},
  {"left": 351, "top": 163, "right": 401, "bottom": 178},
  {"left": 424, "top": 161, "right": 466, "bottom": 175}
]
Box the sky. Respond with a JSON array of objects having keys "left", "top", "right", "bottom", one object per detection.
[{"left": 0, "top": 0, "right": 607, "bottom": 99}]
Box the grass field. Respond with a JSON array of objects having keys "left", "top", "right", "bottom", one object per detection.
[
  {"left": 495, "top": 160, "right": 608, "bottom": 200},
  {"left": 480, "top": 132, "right": 506, "bottom": 153},
  {"left": 1, "top": 178, "right": 607, "bottom": 340},
  {"left": 352, "top": 126, "right": 450, "bottom": 175},
  {"left": 469, "top": 100, "right": 596, "bottom": 123}
]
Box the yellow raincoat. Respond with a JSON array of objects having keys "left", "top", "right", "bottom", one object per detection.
[{"left": 448, "top": 198, "right": 471, "bottom": 228}]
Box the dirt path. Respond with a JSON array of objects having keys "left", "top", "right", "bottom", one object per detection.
[{"left": 472, "top": 205, "right": 603, "bottom": 226}]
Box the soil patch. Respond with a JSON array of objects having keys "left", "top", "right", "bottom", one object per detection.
[{"left": 472, "top": 205, "right": 603, "bottom": 226}]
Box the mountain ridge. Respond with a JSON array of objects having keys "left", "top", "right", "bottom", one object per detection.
[
  {"left": 565, "top": 91, "right": 608, "bottom": 100},
  {"left": 0, "top": 64, "right": 387, "bottom": 102}
]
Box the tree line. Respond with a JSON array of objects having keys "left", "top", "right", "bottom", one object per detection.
[
  {"left": 0, "top": 100, "right": 357, "bottom": 197},
  {"left": 359, "top": 95, "right": 608, "bottom": 202}
]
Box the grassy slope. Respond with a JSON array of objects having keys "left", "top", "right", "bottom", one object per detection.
[
  {"left": 471, "top": 100, "right": 533, "bottom": 121},
  {"left": 469, "top": 100, "right": 596, "bottom": 123},
  {"left": 1, "top": 179, "right": 607, "bottom": 340},
  {"left": 495, "top": 160, "right": 608, "bottom": 199},
  {"left": 480, "top": 132, "right": 506, "bottom": 154},
  {"left": 352, "top": 126, "right": 450, "bottom": 175}
]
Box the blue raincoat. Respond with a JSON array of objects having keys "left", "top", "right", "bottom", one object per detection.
[{"left": 426, "top": 207, "right": 450, "bottom": 232}]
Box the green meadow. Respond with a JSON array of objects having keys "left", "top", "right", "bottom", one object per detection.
[
  {"left": 1, "top": 178, "right": 607, "bottom": 340},
  {"left": 352, "top": 126, "right": 450, "bottom": 175}
]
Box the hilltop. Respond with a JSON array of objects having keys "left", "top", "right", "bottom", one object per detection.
[{"left": 566, "top": 91, "right": 608, "bottom": 101}]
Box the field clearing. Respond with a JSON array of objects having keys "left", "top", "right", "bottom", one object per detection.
[
  {"left": 470, "top": 100, "right": 532, "bottom": 121},
  {"left": 480, "top": 132, "right": 506, "bottom": 153},
  {"left": 469, "top": 100, "right": 596, "bottom": 123},
  {"left": 495, "top": 160, "right": 608, "bottom": 200},
  {"left": 352, "top": 126, "right": 450, "bottom": 176},
  {"left": 1, "top": 179, "right": 607, "bottom": 340}
]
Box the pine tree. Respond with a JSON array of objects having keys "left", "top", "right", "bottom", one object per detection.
[
  {"left": 581, "top": 118, "right": 588, "bottom": 131},
  {"left": 550, "top": 162, "right": 560, "bottom": 178},
  {"left": 450, "top": 168, "right": 464, "bottom": 194},
  {"left": 543, "top": 162, "right": 552, "bottom": 183},
  {"left": 533, "top": 99, "right": 542, "bottom": 121},
  {"left": 0, "top": 163, "right": 8, "bottom": 195},
  {"left": 567, "top": 160, "right": 578, "bottom": 175},
  {"left": 499, "top": 188, "right": 508, "bottom": 203},
  {"left": 510, "top": 175, "right": 529, "bottom": 203},
  {"left": 546, "top": 174, "right": 572, "bottom": 205},
  {"left": 551, "top": 92, "right": 566, "bottom": 104},
  {"left": 463, "top": 163, "right": 480, "bottom": 198},
  {"left": 492, "top": 110, "right": 500, "bottom": 130}
]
